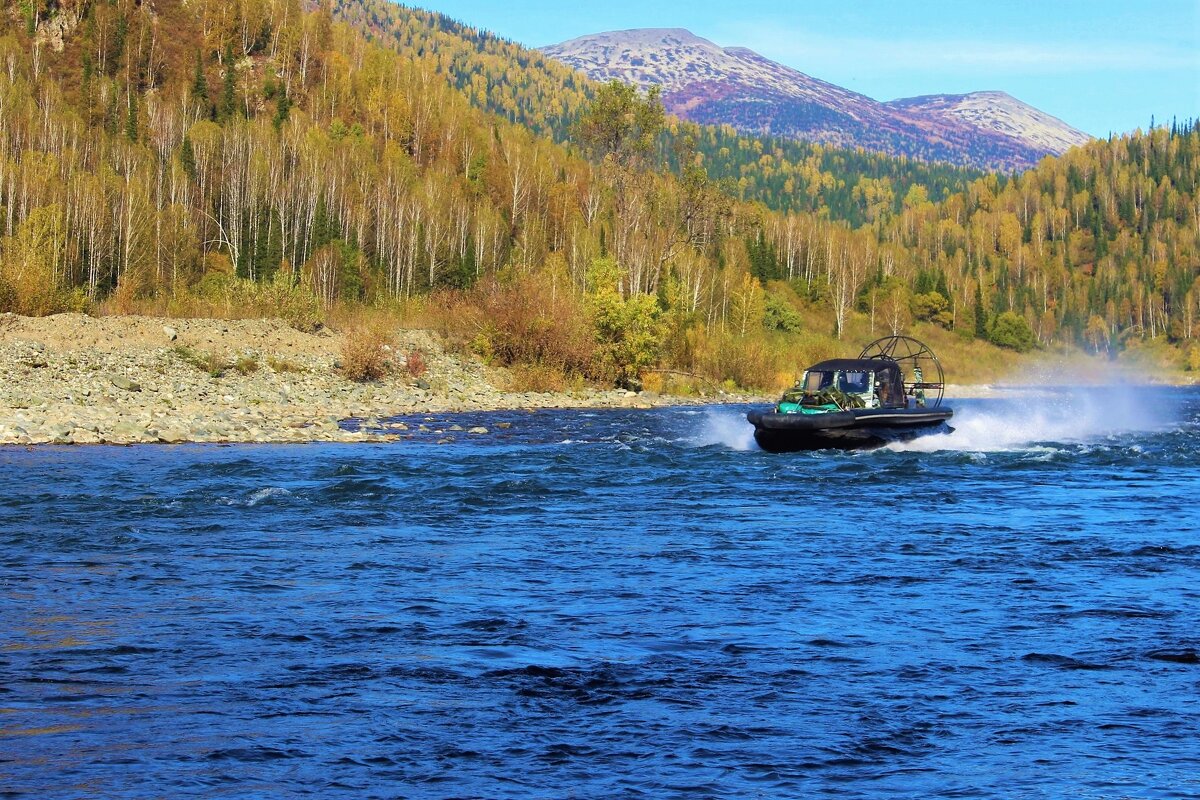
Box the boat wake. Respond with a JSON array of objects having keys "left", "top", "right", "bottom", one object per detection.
[
  {"left": 888, "top": 385, "right": 1180, "bottom": 453},
  {"left": 691, "top": 408, "right": 758, "bottom": 451}
]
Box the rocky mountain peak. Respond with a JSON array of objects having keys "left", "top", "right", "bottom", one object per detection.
[{"left": 542, "top": 28, "right": 1091, "bottom": 171}]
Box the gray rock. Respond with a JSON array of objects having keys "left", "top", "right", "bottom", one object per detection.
[
  {"left": 110, "top": 375, "right": 142, "bottom": 392},
  {"left": 110, "top": 422, "right": 144, "bottom": 441},
  {"left": 71, "top": 429, "right": 102, "bottom": 445},
  {"left": 468, "top": 427, "right": 489, "bottom": 435},
  {"left": 416, "top": 379, "right": 431, "bottom": 391},
  {"left": 47, "top": 424, "right": 73, "bottom": 444},
  {"left": 163, "top": 326, "right": 178, "bottom": 341}
]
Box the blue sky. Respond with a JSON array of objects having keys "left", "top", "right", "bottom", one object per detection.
[{"left": 411, "top": 0, "right": 1198, "bottom": 137}]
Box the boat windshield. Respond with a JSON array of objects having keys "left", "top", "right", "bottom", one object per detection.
[
  {"left": 803, "top": 371, "right": 835, "bottom": 393},
  {"left": 839, "top": 371, "right": 871, "bottom": 394},
  {"left": 803, "top": 370, "right": 873, "bottom": 395}
]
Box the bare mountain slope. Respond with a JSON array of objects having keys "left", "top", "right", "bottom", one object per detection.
[
  {"left": 885, "top": 91, "right": 1091, "bottom": 156},
  {"left": 542, "top": 29, "right": 1090, "bottom": 170}
]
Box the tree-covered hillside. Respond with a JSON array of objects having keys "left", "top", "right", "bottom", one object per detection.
[
  {"left": 1, "top": 0, "right": 1197, "bottom": 389},
  {"left": 333, "top": 0, "right": 984, "bottom": 228}
]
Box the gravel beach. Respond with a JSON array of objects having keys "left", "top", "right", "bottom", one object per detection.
[{"left": 0, "top": 313, "right": 762, "bottom": 446}]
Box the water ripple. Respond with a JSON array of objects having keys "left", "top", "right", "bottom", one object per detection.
[{"left": 1, "top": 390, "right": 1198, "bottom": 798}]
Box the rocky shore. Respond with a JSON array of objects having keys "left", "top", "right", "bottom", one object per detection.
[{"left": 0, "top": 313, "right": 762, "bottom": 446}]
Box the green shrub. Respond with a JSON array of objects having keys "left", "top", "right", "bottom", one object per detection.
[
  {"left": 191, "top": 269, "right": 234, "bottom": 304},
  {"left": 257, "top": 271, "right": 323, "bottom": 332},
  {"left": 0, "top": 205, "right": 71, "bottom": 316},
  {"left": 587, "top": 257, "right": 664, "bottom": 384},
  {"left": 989, "top": 311, "right": 1037, "bottom": 352},
  {"left": 911, "top": 291, "right": 954, "bottom": 328},
  {"left": 189, "top": 270, "right": 323, "bottom": 332},
  {"left": 764, "top": 293, "right": 804, "bottom": 333}
]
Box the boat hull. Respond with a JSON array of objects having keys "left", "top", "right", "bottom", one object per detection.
[{"left": 747, "top": 407, "right": 955, "bottom": 452}]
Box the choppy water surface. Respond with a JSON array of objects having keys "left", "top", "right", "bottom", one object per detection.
[{"left": 2, "top": 387, "right": 1199, "bottom": 799}]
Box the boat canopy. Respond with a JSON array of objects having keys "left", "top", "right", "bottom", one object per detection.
[
  {"left": 803, "top": 359, "right": 908, "bottom": 409},
  {"left": 807, "top": 359, "right": 903, "bottom": 375}
]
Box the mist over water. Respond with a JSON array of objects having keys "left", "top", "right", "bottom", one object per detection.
[
  {"left": 2, "top": 391, "right": 1198, "bottom": 799},
  {"left": 892, "top": 384, "right": 1184, "bottom": 453}
]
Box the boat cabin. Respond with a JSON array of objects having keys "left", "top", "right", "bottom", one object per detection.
[
  {"left": 792, "top": 359, "right": 909, "bottom": 410},
  {"left": 751, "top": 335, "right": 952, "bottom": 450}
]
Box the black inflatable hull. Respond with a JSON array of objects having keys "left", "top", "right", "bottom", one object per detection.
[{"left": 747, "top": 408, "right": 955, "bottom": 452}]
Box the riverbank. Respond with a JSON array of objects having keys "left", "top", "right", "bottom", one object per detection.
[
  {"left": 3, "top": 313, "right": 1189, "bottom": 446},
  {"left": 0, "top": 313, "right": 764, "bottom": 445}
]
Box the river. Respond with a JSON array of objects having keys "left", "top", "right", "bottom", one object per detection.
[{"left": 2, "top": 387, "right": 1198, "bottom": 798}]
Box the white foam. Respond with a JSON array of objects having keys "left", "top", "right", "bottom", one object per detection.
[
  {"left": 244, "top": 487, "right": 293, "bottom": 506},
  {"left": 693, "top": 408, "right": 757, "bottom": 451},
  {"left": 890, "top": 384, "right": 1176, "bottom": 453}
]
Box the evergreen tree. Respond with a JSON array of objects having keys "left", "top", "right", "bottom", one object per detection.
[
  {"left": 220, "top": 44, "right": 238, "bottom": 121},
  {"left": 179, "top": 136, "right": 196, "bottom": 181},
  {"left": 125, "top": 92, "right": 138, "bottom": 142},
  {"left": 80, "top": 53, "right": 94, "bottom": 124},
  {"left": 273, "top": 91, "right": 291, "bottom": 130},
  {"left": 192, "top": 51, "right": 210, "bottom": 118},
  {"left": 935, "top": 270, "right": 949, "bottom": 298},
  {"left": 974, "top": 281, "right": 988, "bottom": 339}
]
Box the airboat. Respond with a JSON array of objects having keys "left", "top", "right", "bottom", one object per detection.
[{"left": 747, "top": 336, "right": 954, "bottom": 452}]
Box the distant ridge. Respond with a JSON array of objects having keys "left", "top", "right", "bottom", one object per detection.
[{"left": 542, "top": 28, "right": 1091, "bottom": 171}]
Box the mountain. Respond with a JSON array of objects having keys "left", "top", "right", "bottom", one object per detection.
[
  {"left": 542, "top": 28, "right": 1091, "bottom": 171},
  {"left": 884, "top": 92, "right": 1091, "bottom": 156}
]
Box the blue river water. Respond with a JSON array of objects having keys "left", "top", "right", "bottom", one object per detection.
[{"left": 2, "top": 387, "right": 1199, "bottom": 799}]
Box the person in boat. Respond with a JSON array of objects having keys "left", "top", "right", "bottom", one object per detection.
[
  {"left": 793, "top": 360, "right": 909, "bottom": 411},
  {"left": 876, "top": 372, "right": 899, "bottom": 408}
]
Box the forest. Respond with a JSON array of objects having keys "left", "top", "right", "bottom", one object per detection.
[{"left": 1, "top": 0, "right": 1198, "bottom": 390}]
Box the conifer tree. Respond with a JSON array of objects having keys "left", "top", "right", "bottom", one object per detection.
[
  {"left": 192, "top": 51, "right": 210, "bottom": 119},
  {"left": 974, "top": 281, "right": 988, "bottom": 339},
  {"left": 180, "top": 137, "right": 196, "bottom": 181},
  {"left": 220, "top": 44, "right": 237, "bottom": 121},
  {"left": 125, "top": 92, "right": 138, "bottom": 142}
]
